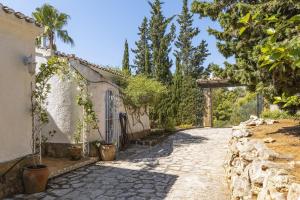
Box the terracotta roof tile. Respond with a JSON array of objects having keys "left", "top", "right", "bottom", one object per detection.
[
  {"left": 54, "top": 51, "right": 123, "bottom": 77},
  {"left": 0, "top": 3, "right": 42, "bottom": 28}
]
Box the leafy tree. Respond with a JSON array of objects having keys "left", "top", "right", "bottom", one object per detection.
[
  {"left": 212, "top": 88, "right": 256, "bottom": 127},
  {"left": 122, "top": 40, "right": 131, "bottom": 75},
  {"left": 132, "top": 17, "right": 152, "bottom": 76},
  {"left": 33, "top": 4, "right": 74, "bottom": 50},
  {"left": 149, "top": 0, "right": 176, "bottom": 85},
  {"left": 175, "top": 0, "right": 209, "bottom": 78},
  {"left": 122, "top": 75, "right": 166, "bottom": 110},
  {"left": 121, "top": 75, "right": 168, "bottom": 129},
  {"left": 191, "top": 0, "right": 300, "bottom": 103}
]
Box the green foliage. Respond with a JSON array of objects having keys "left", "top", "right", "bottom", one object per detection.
[
  {"left": 149, "top": 0, "right": 176, "bottom": 84},
  {"left": 192, "top": 0, "right": 300, "bottom": 105},
  {"left": 170, "top": 0, "right": 208, "bottom": 127},
  {"left": 171, "top": 57, "right": 183, "bottom": 119},
  {"left": 122, "top": 39, "right": 131, "bottom": 75},
  {"left": 212, "top": 89, "right": 239, "bottom": 122},
  {"left": 130, "top": 0, "right": 209, "bottom": 128},
  {"left": 178, "top": 124, "right": 193, "bottom": 129},
  {"left": 34, "top": 57, "right": 70, "bottom": 125},
  {"left": 34, "top": 56, "right": 102, "bottom": 147},
  {"left": 150, "top": 89, "right": 175, "bottom": 130},
  {"left": 273, "top": 94, "right": 300, "bottom": 114},
  {"left": 205, "top": 63, "right": 225, "bottom": 79},
  {"left": 119, "top": 75, "right": 172, "bottom": 129},
  {"left": 175, "top": 0, "right": 209, "bottom": 78},
  {"left": 239, "top": 11, "right": 300, "bottom": 97},
  {"left": 75, "top": 73, "right": 99, "bottom": 134},
  {"left": 212, "top": 88, "right": 257, "bottom": 127},
  {"left": 74, "top": 121, "right": 83, "bottom": 144},
  {"left": 262, "top": 110, "right": 300, "bottom": 120},
  {"left": 122, "top": 75, "right": 167, "bottom": 109},
  {"left": 33, "top": 4, "right": 74, "bottom": 50},
  {"left": 132, "top": 17, "right": 152, "bottom": 75},
  {"left": 176, "top": 76, "right": 204, "bottom": 126},
  {"left": 230, "top": 98, "right": 257, "bottom": 125}
]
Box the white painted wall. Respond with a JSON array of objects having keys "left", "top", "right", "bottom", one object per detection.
[
  {"left": 88, "top": 80, "right": 150, "bottom": 144},
  {"left": 0, "top": 11, "right": 42, "bottom": 162},
  {"left": 36, "top": 51, "right": 83, "bottom": 144},
  {"left": 36, "top": 50, "right": 150, "bottom": 147}
]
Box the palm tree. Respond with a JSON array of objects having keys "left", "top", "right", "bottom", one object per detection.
[{"left": 33, "top": 4, "right": 74, "bottom": 50}]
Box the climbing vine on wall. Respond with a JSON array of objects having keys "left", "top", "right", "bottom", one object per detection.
[{"left": 32, "top": 56, "right": 102, "bottom": 154}]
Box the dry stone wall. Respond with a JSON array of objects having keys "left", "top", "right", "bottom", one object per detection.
[{"left": 225, "top": 116, "right": 300, "bottom": 200}]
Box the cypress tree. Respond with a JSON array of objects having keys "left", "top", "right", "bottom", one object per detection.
[
  {"left": 144, "top": 46, "right": 151, "bottom": 76},
  {"left": 149, "top": 0, "right": 175, "bottom": 85},
  {"left": 172, "top": 0, "right": 209, "bottom": 126},
  {"left": 122, "top": 39, "right": 131, "bottom": 75},
  {"left": 132, "top": 17, "right": 152, "bottom": 76},
  {"left": 175, "top": 0, "right": 209, "bottom": 79},
  {"left": 171, "top": 57, "right": 183, "bottom": 122}
]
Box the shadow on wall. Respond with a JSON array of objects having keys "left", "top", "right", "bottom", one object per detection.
[
  {"left": 42, "top": 112, "right": 72, "bottom": 142},
  {"left": 126, "top": 131, "right": 209, "bottom": 165},
  {"left": 41, "top": 112, "right": 74, "bottom": 158}
]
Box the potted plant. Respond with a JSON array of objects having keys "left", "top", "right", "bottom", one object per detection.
[
  {"left": 68, "top": 123, "right": 83, "bottom": 160},
  {"left": 23, "top": 164, "right": 50, "bottom": 194},
  {"left": 23, "top": 130, "right": 56, "bottom": 194},
  {"left": 68, "top": 145, "right": 82, "bottom": 160},
  {"left": 94, "top": 140, "right": 117, "bottom": 161},
  {"left": 23, "top": 68, "right": 52, "bottom": 194}
]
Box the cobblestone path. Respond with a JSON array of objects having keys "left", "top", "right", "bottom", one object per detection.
[{"left": 11, "top": 128, "right": 231, "bottom": 200}]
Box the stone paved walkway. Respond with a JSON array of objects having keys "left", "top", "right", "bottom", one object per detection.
[{"left": 10, "top": 128, "right": 231, "bottom": 200}]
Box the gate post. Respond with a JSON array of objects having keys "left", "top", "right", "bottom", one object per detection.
[{"left": 203, "top": 88, "right": 213, "bottom": 127}]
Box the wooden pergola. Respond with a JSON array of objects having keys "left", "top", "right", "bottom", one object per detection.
[
  {"left": 196, "top": 78, "right": 238, "bottom": 88},
  {"left": 196, "top": 78, "right": 243, "bottom": 127}
]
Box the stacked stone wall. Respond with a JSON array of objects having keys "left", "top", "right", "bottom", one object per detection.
[{"left": 225, "top": 117, "right": 300, "bottom": 200}]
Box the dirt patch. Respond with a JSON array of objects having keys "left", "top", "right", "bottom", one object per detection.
[{"left": 249, "top": 119, "right": 300, "bottom": 182}]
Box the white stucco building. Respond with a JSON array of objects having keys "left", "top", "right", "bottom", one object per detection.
[
  {"left": 0, "top": 2, "right": 150, "bottom": 198},
  {"left": 0, "top": 4, "right": 43, "bottom": 198},
  {"left": 0, "top": 4, "right": 43, "bottom": 163},
  {"left": 36, "top": 49, "right": 150, "bottom": 157}
]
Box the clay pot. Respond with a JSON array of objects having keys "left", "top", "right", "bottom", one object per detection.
[
  {"left": 23, "top": 165, "right": 49, "bottom": 194},
  {"left": 68, "top": 146, "right": 82, "bottom": 160},
  {"left": 99, "top": 144, "right": 116, "bottom": 161}
]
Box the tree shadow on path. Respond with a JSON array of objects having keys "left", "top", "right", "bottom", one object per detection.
[{"left": 124, "top": 131, "right": 209, "bottom": 166}]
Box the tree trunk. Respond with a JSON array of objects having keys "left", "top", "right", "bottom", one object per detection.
[{"left": 49, "top": 32, "right": 54, "bottom": 50}]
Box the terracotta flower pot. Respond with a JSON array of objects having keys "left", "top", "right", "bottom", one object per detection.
[
  {"left": 23, "top": 165, "right": 49, "bottom": 194},
  {"left": 68, "top": 146, "right": 82, "bottom": 160},
  {"left": 99, "top": 144, "right": 116, "bottom": 161}
]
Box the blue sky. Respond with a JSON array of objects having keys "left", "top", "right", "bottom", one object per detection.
[{"left": 2, "top": 0, "right": 234, "bottom": 71}]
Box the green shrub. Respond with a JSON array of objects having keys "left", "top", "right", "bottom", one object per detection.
[
  {"left": 261, "top": 110, "right": 300, "bottom": 120},
  {"left": 178, "top": 124, "right": 193, "bottom": 129},
  {"left": 212, "top": 88, "right": 257, "bottom": 127},
  {"left": 213, "top": 120, "right": 232, "bottom": 128}
]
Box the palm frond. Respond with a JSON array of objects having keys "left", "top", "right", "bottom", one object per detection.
[{"left": 57, "top": 30, "right": 75, "bottom": 46}]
